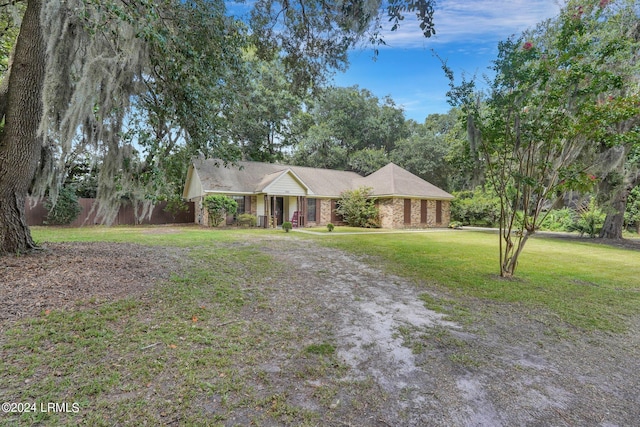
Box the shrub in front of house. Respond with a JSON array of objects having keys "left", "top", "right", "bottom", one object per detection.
[
  {"left": 327, "top": 223, "right": 335, "bottom": 232},
  {"left": 204, "top": 195, "right": 237, "bottom": 227},
  {"left": 282, "top": 221, "right": 293, "bottom": 232},
  {"left": 237, "top": 213, "right": 257, "bottom": 227},
  {"left": 335, "top": 186, "right": 378, "bottom": 228}
]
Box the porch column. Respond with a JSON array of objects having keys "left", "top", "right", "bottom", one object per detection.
[
  {"left": 271, "top": 195, "right": 276, "bottom": 228},
  {"left": 264, "top": 194, "right": 269, "bottom": 228},
  {"left": 299, "top": 196, "right": 305, "bottom": 227}
]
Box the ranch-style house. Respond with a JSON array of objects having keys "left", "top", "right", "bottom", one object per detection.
[{"left": 183, "top": 158, "right": 454, "bottom": 229}]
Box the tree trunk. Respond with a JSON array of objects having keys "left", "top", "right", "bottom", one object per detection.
[
  {"left": 600, "top": 177, "right": 639, "bottom": 239},
  {"left": 599, "top": 207, "right": 624, "bottom": 239},
  {"left": 0, "top": 0, "right": 46, "bottom": 255}
]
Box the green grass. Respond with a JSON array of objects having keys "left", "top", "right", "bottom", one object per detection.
[
  {"left": 30, "top": 224, "right": 278, "bottom": 246},
  {"left": 318, "top": 230, "right": 640, "bottom": 332},
  {"left": 301, "top": 226, "right": 390, "bottom": 233}
]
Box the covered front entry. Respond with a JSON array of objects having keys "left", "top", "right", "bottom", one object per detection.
[
  {"left": 260, "top": 168, "right": 312, "bottom": 228},
  {"left": 264, "top": 195, "right": 306, "bottom": 228}
]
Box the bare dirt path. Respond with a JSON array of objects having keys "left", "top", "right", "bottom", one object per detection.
[{"left": 1, "top": 234, "right": 639, "bottom": 426}]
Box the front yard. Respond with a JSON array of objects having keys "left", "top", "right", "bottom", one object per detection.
[{"left": 1, "top": 225, "right": 638, "bottom": 426}]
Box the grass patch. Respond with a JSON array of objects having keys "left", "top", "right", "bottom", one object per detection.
[
  {"left": 318, "top": 230, "right": 640, "bottom": 332},
  {"left": 304, "top": 343, "right": 336, "bottom": 356},
  {"left": 302, "top": 226, "right": 389, "bottom": 233},
  {"left": 30, "top": 224, "right": 280, "bottom": 247}
]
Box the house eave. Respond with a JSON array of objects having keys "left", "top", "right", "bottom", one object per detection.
[
  {"left": 373, "top": 194, "right": 455, "bottom": 200},
  {"left": 204, "top": 190, "right": 256, "bottom": 195}
]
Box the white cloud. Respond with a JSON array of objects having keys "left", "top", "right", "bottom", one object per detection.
[{"left": 378, "top": 0, "right": 562, "bottom": 48}]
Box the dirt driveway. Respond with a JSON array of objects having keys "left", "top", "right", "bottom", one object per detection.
[
  {"left": 2, "top": 234, "right": 639, "bottom": 426},
  {"left": 258, "top": 237, "right": 640, "bottom": 426}
]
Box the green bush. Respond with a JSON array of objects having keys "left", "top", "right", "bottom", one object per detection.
[
  {"left": 204, "top": 195, "right": 237, "bottom": 227},
  {"left": 44, "top": 187, "right": 82, "bottom": 225},
  {"left": 282, "top": 221, "right": 293, "bottom": 232},
  {"left": 334, "top": 186, "right": 378, "bottom": 228},
  {"left": 327, "top": 223, "right": 335, "bottom": 232},
  {"left": 625, "top": 186, "right": 640, "bottom": 234},
  {"left": 569, "top": 200, "right": 606, "bottom": 238},
  {"left": 237, "top": 213, "right": 257, "bottom": 227},
  {"left": 451, "top": 187, "right": 501, "bottom": 226},
  {"left": 539, "top": 208, "right": 575, "bottom": 232}
]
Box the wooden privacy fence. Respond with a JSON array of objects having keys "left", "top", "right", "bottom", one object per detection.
[{"left": 25, "top": 198, "right": 195, "bottom": 227}]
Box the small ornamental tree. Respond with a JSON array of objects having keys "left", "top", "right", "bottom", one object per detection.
[
  {"left": 335, "top": 186, "right": 378, "bottom": 228},
  {"left": 204, "top": 195, "right": 237, "bottom": 227}
]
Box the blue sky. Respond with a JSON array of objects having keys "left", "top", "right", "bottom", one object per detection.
[{"left": 333, "top": 0, "right": 562, "bottom": 122}]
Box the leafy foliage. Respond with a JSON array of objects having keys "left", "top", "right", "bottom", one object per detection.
[
  {"left": 391, "top": 117, "right": 461, "bottom": 191},
  {"left": 291, "top": 86, "right": 407, "bottom": 170},
  {"left": 44, "top": 187, "right": 82, "bottom": 225},
  {"left": 625, "top": 186, "right": 640, "bottom": 233},
  {"left": 569, "top": 199, "right": 606, "bottom": 238},
  {"left": 227, "top": 51, "right": 305, "bottom": 162},
  {"left": 0, "top": 2, "right": 23, "bottom": 76},
  {"left": 450, "top": 188, "right": 501, "bottom": 227},
  {"left": 237, "top": 213, "right": 258, "bottom": 227},
  {"left": 249, "top": 0, "right": 436, "bottom": 89},
  {"left": 204, "top": 195, "right": 237, "bottom": 227},
  {"left": 348, "top": 147, "right": 389, "bottom": 176},
  {"left": 539, "top": 208, "right": 576, "bottom": 232},
  {"left": 335, "top": 187, "right": 379, "bottom": 228}
]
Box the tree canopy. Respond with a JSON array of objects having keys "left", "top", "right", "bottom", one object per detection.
[{"left": 291, "top": 85, "right": 408, "bottom": 172}]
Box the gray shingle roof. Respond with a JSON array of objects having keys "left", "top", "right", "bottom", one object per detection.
[
  {"left": 357, "top": 163, "right": 454, "bottom": 199},
  {"left": 191, "top": 158, "right": 453, "bottom": 199}
]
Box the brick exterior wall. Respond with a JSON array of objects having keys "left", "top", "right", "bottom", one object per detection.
[
  {"left": 377, "top": 198, "right": 398, "bottom": 229},
  {"left": 377, "top": 198, "right": 451, "bottom": 229},
  {"left": 319, "top": 199, "right": 333, "bottom": 225}
]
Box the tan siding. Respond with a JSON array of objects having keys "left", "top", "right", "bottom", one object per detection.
[
  {"left": 264, "top": 173, "right": 307, "bottom": 196},
  {"left": 185, "top": 169, "right": 203, "bottom": 201}
]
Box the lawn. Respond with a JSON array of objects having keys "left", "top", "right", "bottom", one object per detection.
[
  {"left": 26, "top": 225, "right": 640, "bottom": 332},
  {"left": 316, "top": 229, "right": 640, "bottom": 332},
  {"left": 24, "top": 225, "right": 640, "bottom": 333},
  {"left": 1, "top": 225, "right": 638, "bottom": 425}
]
